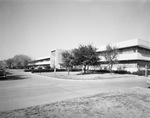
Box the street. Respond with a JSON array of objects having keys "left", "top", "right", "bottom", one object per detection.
[{"left": 0, "top": 69, "right": 149, "bottom": 111}]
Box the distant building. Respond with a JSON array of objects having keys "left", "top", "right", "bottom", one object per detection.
[
  {"left": 50, "top": 49, "right": 66, "bottom": 69},
  {"left": 98, "top": 39, "right": 150, "bottom": 72},
  {"left": 28, "top": 39, "right": 150, "bottom": 72},
  {"left": 28, "top": 56, "right": 50, "bottom": 69}
]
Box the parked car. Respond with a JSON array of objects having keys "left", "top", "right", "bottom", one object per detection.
[
  {"left": 0, "top": 69, "right": 6, "bottom": 79},
  {"left": 146, "top": 77, "right": 150, "bottom": 85}
]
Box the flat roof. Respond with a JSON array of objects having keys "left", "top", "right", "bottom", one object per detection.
[
  {"left": 35, "top": 56, "right": 50, "bottom": 60},
  {"left": 97, "top": 39, "right": 150, "bottom": 52},
  {"left": 29, "top": 56, "right": 50, "bottom": 63}
]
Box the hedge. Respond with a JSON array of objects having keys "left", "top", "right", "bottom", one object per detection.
[
  {"left": 31, "top": 69, "right": 82, "bottom": 73},
  {"left": 31, "top": 69, "right": 53, "bottom": 73},
  {"left": 24, "top": 68, "right": 83, "bottom": 73},
  {"left": 24, "top": 69, "right": 32, "bottom": 72},
  {"left": 114, "top": 70, "right": 131, "bottom": 74},
  {"left": 25, "top": 68, "right": 150, "bottom": 76},
  {"left": 132, "top": 70, "right": 150, "bottom": 76},
  {"left": 87, "top": 70, "right": 130, "bottom": 74},
  {"left": 70, "top": 68, "right": 82, "bottom": 72}
]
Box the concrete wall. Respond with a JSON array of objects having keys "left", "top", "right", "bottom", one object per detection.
[{"left": 50, "top": 49, "right": 66, "bottom": 69}]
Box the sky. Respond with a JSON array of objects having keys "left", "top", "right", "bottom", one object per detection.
[{"left": 0, "top": 0, "right": 150, "bottom": 60}]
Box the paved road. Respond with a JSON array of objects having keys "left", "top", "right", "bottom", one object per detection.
[{"left": 0, "top": 69, "right": 149, "bottom": 111}]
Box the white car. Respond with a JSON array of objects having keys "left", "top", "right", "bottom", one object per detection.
[{"left": 146, "top": 77, "right": 150, "bottom": 85}]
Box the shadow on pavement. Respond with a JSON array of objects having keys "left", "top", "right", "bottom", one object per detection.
[{"left": 0, "top": 72, "right": 29, "bottom": 81}]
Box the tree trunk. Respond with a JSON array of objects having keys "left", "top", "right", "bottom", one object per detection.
[
  {"left": 83, "top": 65, "right": 86, "bottom": 74},
  {"left": 87, "top": 65, "right": 89, "bottom": 73},
  {"left": 54, "top": 68, "right": 56, "bottom": 76},
  {"left": 67, "top": 68, "right": 70, "bottom": 75},
  {"left": 109, "top": 64, "right": 113, "bottom": 74}
]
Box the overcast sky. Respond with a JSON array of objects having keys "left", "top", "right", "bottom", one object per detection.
[{"left": 0, "top": 0, "right": 150, "bottom": 60}]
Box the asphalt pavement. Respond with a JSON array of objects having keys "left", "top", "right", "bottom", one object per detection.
[{"left": 0, "top": 69, "right": 149, "bottom": 111}]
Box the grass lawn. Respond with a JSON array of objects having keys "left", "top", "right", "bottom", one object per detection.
[
  {"left": 37, "top": 71, "right": 139, "bottom": 80},
  {"left": 1, "top": 87, "right": 150, "bottom": 118}
]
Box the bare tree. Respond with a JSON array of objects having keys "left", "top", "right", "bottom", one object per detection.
[{"left": 104, "top": 44, "right": 118, "bottom": 74}]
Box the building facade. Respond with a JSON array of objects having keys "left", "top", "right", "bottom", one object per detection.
[
  {"left": 28, "top": 56, "right": 50, "bottom": 69},
  {"left": 28, "top": 39, "right": 150, "bottom": 72},
  {"left": 98, "top": 39, "right": 150, "bottom": 72}
]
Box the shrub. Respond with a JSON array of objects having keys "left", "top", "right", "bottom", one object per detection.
[
  {"left": 77, "top": 69, "right": 110, "bottom": 75},
  {"left": 93, "top": 70, "right": 110, "bottom": 73},
  {"left": 132, "top": 70, "right": 150, "bottom": 76},
  {"left": 31, "top": 69, "right": 67, "bottom": 73},
  {"left": 86, "top": 69, "right": 130, "bottom": 74},
  {"left": 70, "top": 68, "right": 82, "bottom": 72},
  {"left": 24, "top": 69, "right": 32, "bottom": 72},
  {"left": 114, "top": 70, "right": 130, "bottom": 74},
  {"left": 32, "top": 69, "right": 54, "bottom": 73},
  {"left": 56, "top": 69, "right": 66, "bottom": 72}
]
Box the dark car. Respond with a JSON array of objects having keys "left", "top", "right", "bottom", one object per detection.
[{"left": 0, "top": 69, "right": 6, "bottom": 79}]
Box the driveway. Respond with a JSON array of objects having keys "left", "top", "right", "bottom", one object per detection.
[{"left": 0, "top": 69, "right": 148, "bottom": 111}]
